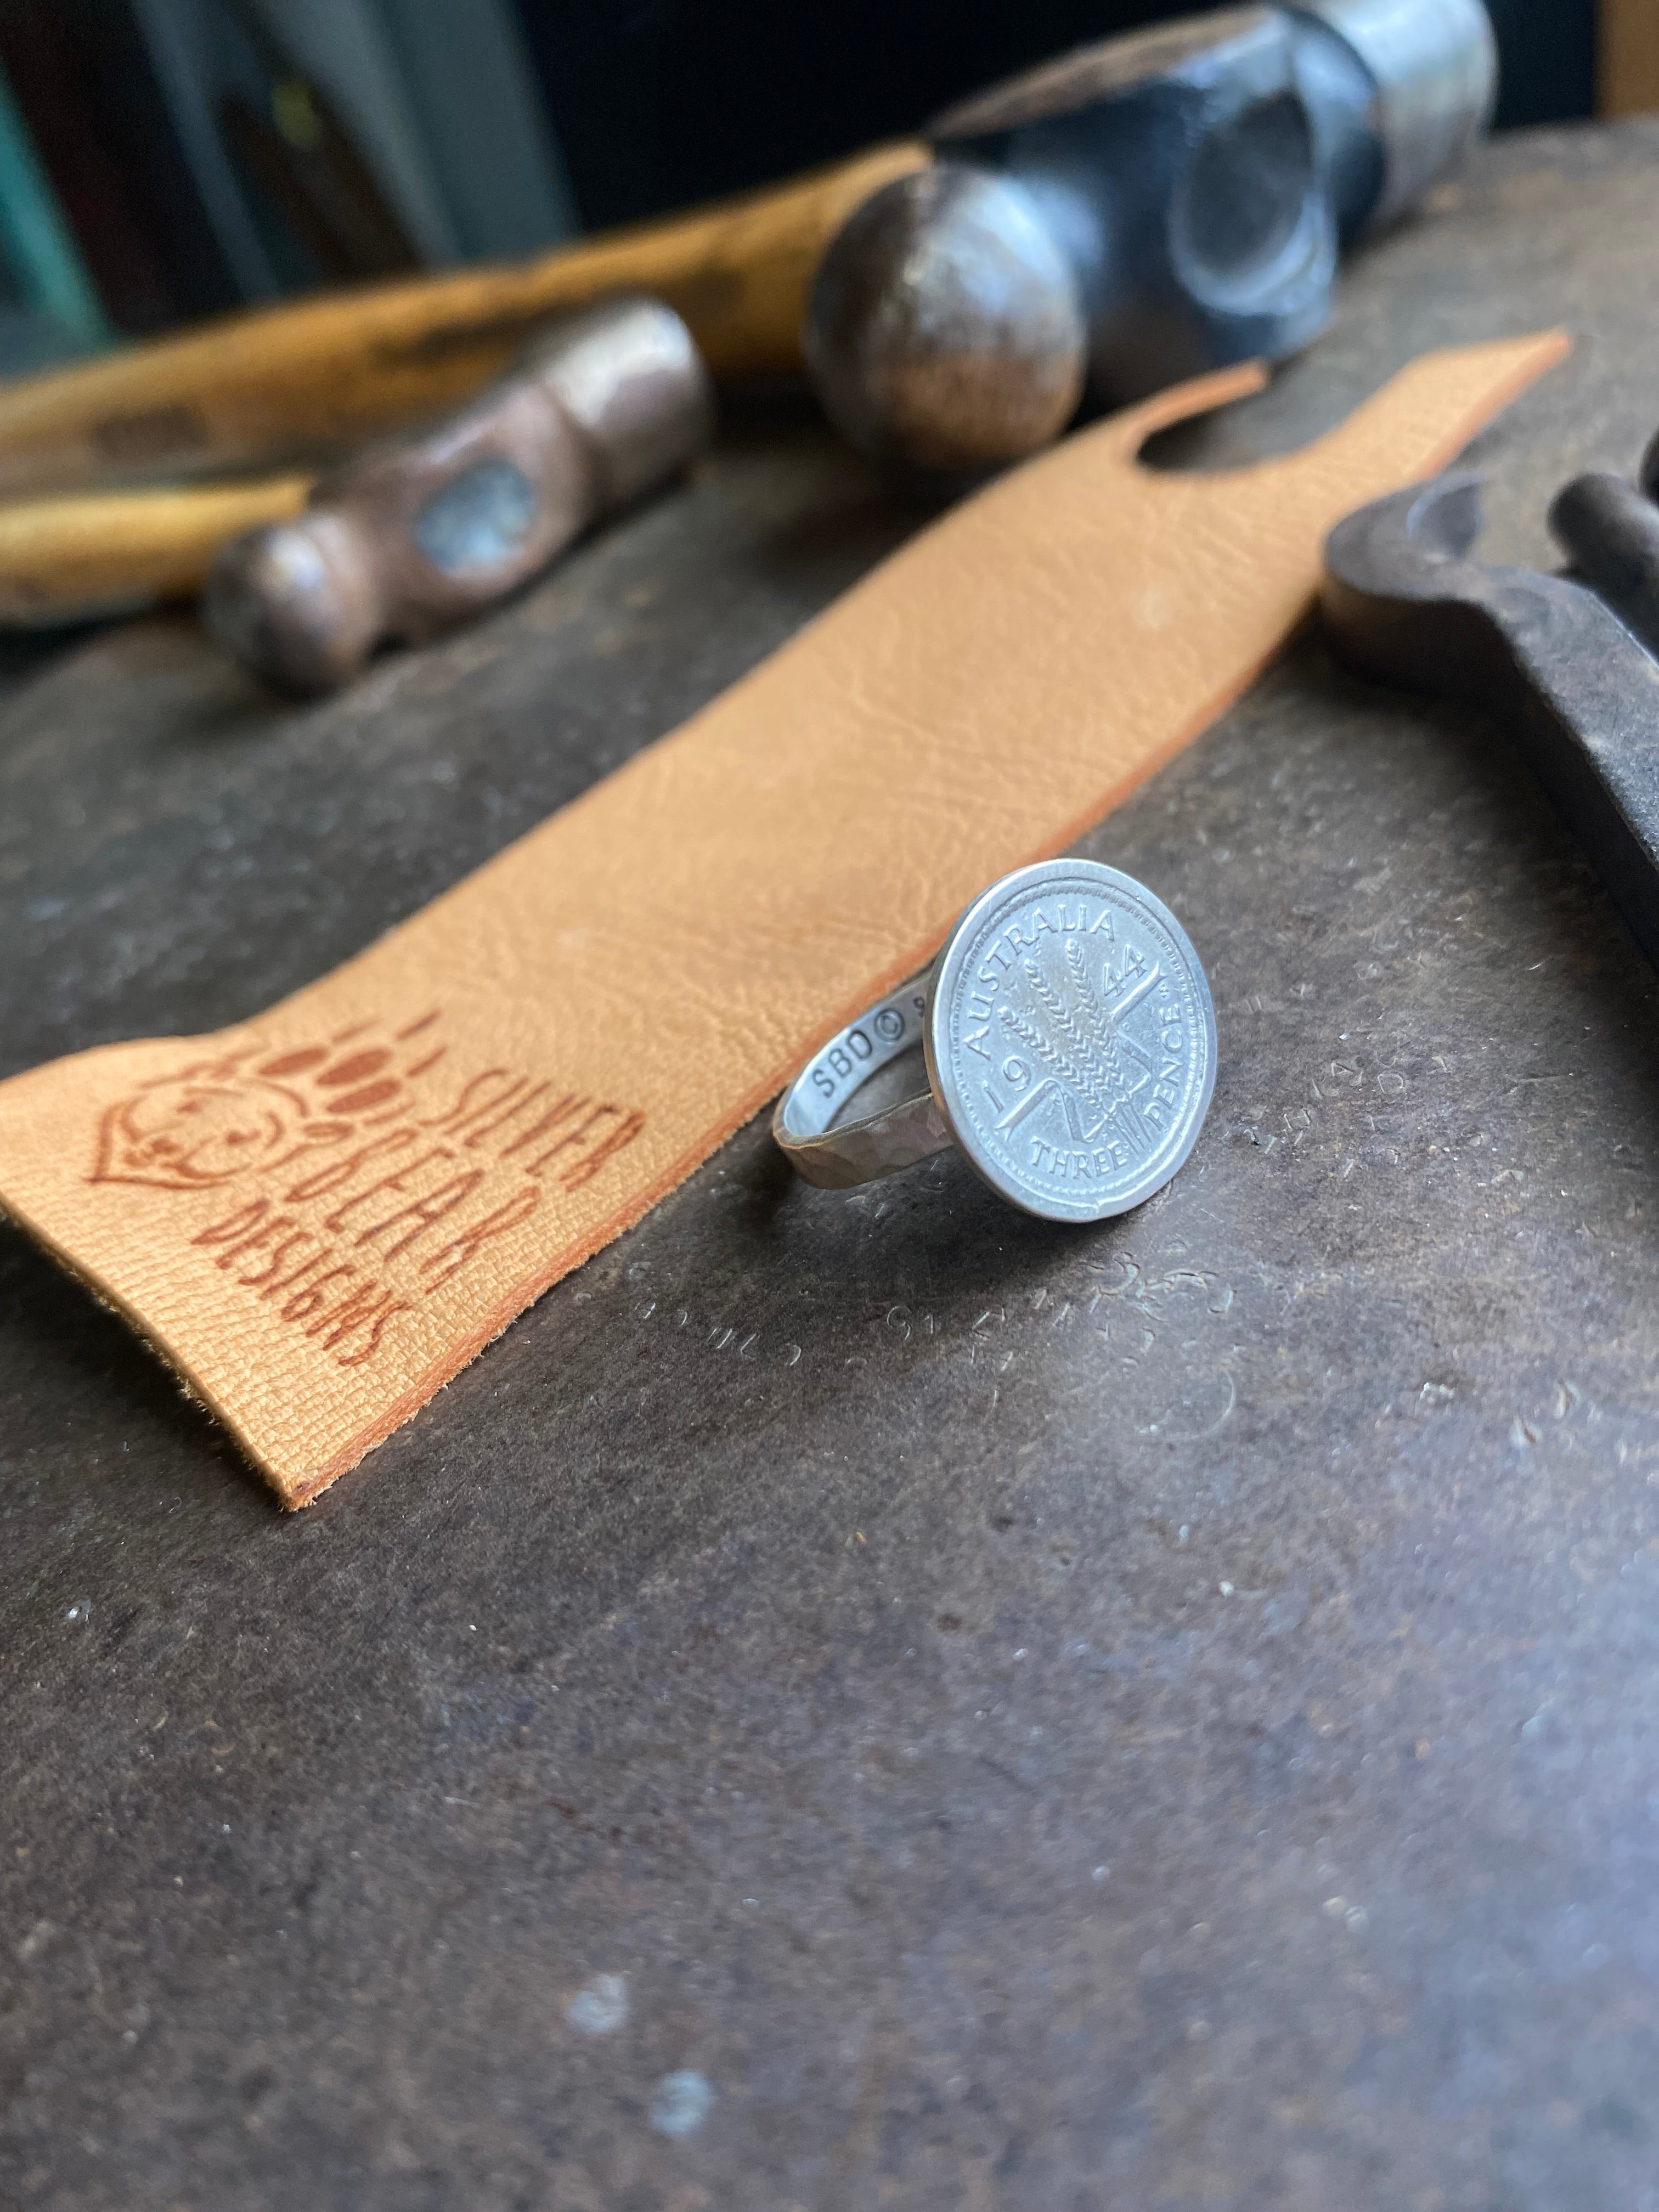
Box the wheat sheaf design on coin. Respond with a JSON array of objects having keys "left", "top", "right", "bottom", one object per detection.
[
  {"left": 997, "top": 934, "right": 1163, "bottom": 1160},
  {"left": 928, "top": 861, "right": 1216, "bottom": 1222}
]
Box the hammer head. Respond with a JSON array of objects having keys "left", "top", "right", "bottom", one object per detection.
[
  {"left": 806, "top": 1, "right": 1495, "bottom": 475},
  {"left": 205, "top": 296, "right": 713, "bottom": 694},
  {"left": 803, "top": 166, "right": 1086, "bottom": 477},
  {"left": 936, "top": 8, "right": 1340, "bottom": 413}
]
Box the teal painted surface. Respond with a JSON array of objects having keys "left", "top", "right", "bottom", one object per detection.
[{"left": 0, "top": 57, "right": 110, "bottom": 354}]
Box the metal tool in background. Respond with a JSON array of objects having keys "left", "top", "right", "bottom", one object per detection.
[
  {"left": 0, "top": 0, "right": 1494, "bottom": 512},
  {"left": 205, "top": 295, "right": 713, "bottom": 693},
  {"left": 808, "top": 0, "right": 1497, "bottom": 472},
  {"left": 1321, "top": 439, "right": 1659, "bottom": 976}
]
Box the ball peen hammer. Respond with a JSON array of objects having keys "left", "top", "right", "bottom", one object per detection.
[
  {"left": 807, "top": 0, "right": 1495, "bottom": 471},
  {"left": 0, "top": 296, "right": 714, "bottom": 645},
  {"left": 202, "top": 295, "right": 713, "bottom": 693},
  {"left": 0, "top": 0, "right": 1492, "bottom": 508}
]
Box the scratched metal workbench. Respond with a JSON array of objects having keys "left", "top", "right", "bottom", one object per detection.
[{"left": 8, "top": 120, "right": 1659, "bottom": 2212}]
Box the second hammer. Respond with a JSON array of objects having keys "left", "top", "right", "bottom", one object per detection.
[{"left": 205, "top": 296, "right": 713, "bottom": 695}]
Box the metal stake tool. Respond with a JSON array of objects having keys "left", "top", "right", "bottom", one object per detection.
[{"left": 1321, "top": 459, "right": 1659, "bottom": 975}]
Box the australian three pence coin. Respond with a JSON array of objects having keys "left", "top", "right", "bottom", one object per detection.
[{"left": 924, "top": 858, "right": 1216, "bottom": 1223}]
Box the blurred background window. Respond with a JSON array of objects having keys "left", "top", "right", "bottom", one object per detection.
[{"left": 0, "top": 0, "right": 1619, "bottom": 371}]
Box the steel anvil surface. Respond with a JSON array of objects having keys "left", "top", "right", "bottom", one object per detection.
[{"left": 7, "top": 121, "right": 1659, "bottom": 2212}]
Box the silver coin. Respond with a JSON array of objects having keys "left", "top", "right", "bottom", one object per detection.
[{"left": 924, "top": 858, "right": 1216, "bottom": 1223}]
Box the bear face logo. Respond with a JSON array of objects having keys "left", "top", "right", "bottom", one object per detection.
[{"left": 91, "top": 1035, "right": 417, "bottom": 1192}]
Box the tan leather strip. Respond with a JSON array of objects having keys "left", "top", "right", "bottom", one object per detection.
[{"left": 0, "top": 334, "right": 1568, "bottom": 1505}]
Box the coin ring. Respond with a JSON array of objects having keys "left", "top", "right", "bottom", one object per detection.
[{"left": 773, "top": 859, "right": 1217, "bottom": 1223}]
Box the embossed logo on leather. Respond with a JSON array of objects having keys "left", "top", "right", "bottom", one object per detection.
[{"left": 90, "top": 1013, "right": 645, "bottom": 1369}]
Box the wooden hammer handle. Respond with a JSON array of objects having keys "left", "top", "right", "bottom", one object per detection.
[
  {"left": 0, "top": 475, "right": 313, "bottom": 627},
  {"left": 0, "top": 144, "right": 928, "bottom": 503}
]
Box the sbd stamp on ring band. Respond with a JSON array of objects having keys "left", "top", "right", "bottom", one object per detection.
[{"left": 774, "top": 859, "right": 1217, "bottom": 1223}]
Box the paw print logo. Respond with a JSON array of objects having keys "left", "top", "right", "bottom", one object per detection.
[{"left": 91, "top": 1029, "right": 426, "bottom": 1192}]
